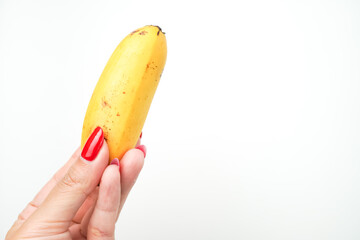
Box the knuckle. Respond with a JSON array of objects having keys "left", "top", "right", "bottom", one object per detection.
[
  {"left": 62, "top": 169, "right": 82, "bottom": 188},
  {"left": 57, "top": 165, "right": 91, "bottom": 197},
  {"left": 89, "top": 224, "right": 113, "bottom": 238},
  {"left": 28, "top": 200, "right": 39, "bottom": 209},
  {"left": 17, "top": 201, "right": 39, "bottom": 221},
  {"left": 17, "top": 213, "right": 26, "bottom": 221}
]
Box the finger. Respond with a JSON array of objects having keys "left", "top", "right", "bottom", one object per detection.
[
  {"left": 69, "top": 224, "right": 86, "bottom": 240},
  {"left": 21, "top": 147, "right": 80, "bottom": 220},
  {"left": 87, "top": 159, "right": 121, "bottom": 240},
  {"left": 71, "top": 136, "right": 140, "bottom": 224},
  {"left": 6, "top": 147, "right": 80, "bottom": 238},
  {"left": 69, "top": 204, "right": 95, "bottom": 240},
  {"left": 80, "top": 146, "right": 145, "bottom": 235},
  {"left": 23, "top": 127, "right": 109, "bottom": 230},
  {"left": 72, "top": 187, "right": 99, "bottom": 225},
  {"left": 117, "top": 146, "right": 145, "bottom": 217},
  {"left": 78, "top": 203, "right": 96, "bottom": 238}
]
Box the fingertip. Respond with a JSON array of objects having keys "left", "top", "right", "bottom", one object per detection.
[
  {"left": 101, "top": 162, "right": 121, "bottom": 186},
  {"left": 135, "top": 145, "right": 147, "bottom": 158},
  {"left": 95, "top": 163, "right": 121, "bottom": 212},
  {"left": 80, "top": 140, "right": 109, "bottom": 165},
  {"left": 120, "top": 148, "right": 145, "bottom": 174},
  {"left": 110, "top": 158, "right": 120, "bottom": 171},
  {"left": 118, "top": 148, "right": 144, "bottom": 195}
]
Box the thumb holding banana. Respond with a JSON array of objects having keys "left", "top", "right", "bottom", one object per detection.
[{"left": 7, "top": 127, "right": 144, "bottom": 240}]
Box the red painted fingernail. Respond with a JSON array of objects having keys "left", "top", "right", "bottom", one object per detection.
[
  {"left": 110, "top": 158, "right": 119, "bottom": 166},
  {"left": 140, "top": 131, "right": 143, "bottom": 139},
  {"left": 136, "top": 145, "right": 147, "bottom": 158},
  {"left": 81, "top": 127, "right": 104, "bottom": 161}
]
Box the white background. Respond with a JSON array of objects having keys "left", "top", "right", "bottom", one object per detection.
[{"left": 1, "top": 0, "right": 360, "bottom": 239}]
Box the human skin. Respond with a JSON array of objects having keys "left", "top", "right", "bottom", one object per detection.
[{"left": 6, "top": 129, "right": 145, "bottom": 240}]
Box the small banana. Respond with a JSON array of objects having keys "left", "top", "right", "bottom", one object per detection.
[{"left": 81, "top": 25, "right": 167, "bottom": 162}]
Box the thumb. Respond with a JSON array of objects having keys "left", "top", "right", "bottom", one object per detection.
[{"left": 23, "top": 127, "right": 109, "bottom": 230}]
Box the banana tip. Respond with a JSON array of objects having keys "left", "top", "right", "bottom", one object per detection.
[{"left": 150, "top": 25, "right": 165, "bottom": 35}]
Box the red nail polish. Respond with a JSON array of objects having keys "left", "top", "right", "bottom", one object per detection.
[
  {"left": 110, "top": 158, "right": 119, "bottom": 166},
  {"left": 81, "top": 127, "right": 104, "bottom": 161},
  {"left": 140, "top": 131, "right": 143, "bottom": 139},
  {"left": 136, "top": 145, "right": 147, "bottom": 158}
]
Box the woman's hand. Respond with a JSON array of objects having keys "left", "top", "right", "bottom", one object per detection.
[{"left": 6, "top": 127, "right": 146, "bottom": 240}]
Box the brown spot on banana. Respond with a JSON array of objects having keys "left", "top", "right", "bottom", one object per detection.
[{"left": 101, "top": 97, "right": 111, "bottom": 108}]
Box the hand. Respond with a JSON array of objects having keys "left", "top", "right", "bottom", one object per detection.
[{"left": 6, "top": 127, "right": 146, "bottom": 240}]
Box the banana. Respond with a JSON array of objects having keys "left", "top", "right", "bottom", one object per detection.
[{"left": 81, "top": 25, "right": 167, "bottom": 162}]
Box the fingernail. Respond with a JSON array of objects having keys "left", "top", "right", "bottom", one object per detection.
[
  {"left": 140, "top": 131, "right": 143, "bottom": 139},
  {"left": 110, "top": 158, "right": 120, "bottom": 171},
  {"left": 81, "top": 127, "right": 104, "bottom": 161},
  {"left": 110, "top": 158, "right": 119, "bottom": 166},
  {"left": 136, "top": 145, "right": 147, "bottom": 158}
]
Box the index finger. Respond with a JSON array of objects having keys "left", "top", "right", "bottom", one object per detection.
[{"left": 7, "top": 147, "right": 80, "bottom": 238}]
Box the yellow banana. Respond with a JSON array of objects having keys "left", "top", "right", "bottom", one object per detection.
[{"left": 81, "top": 25, "right": 167, "bottom": 162}]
